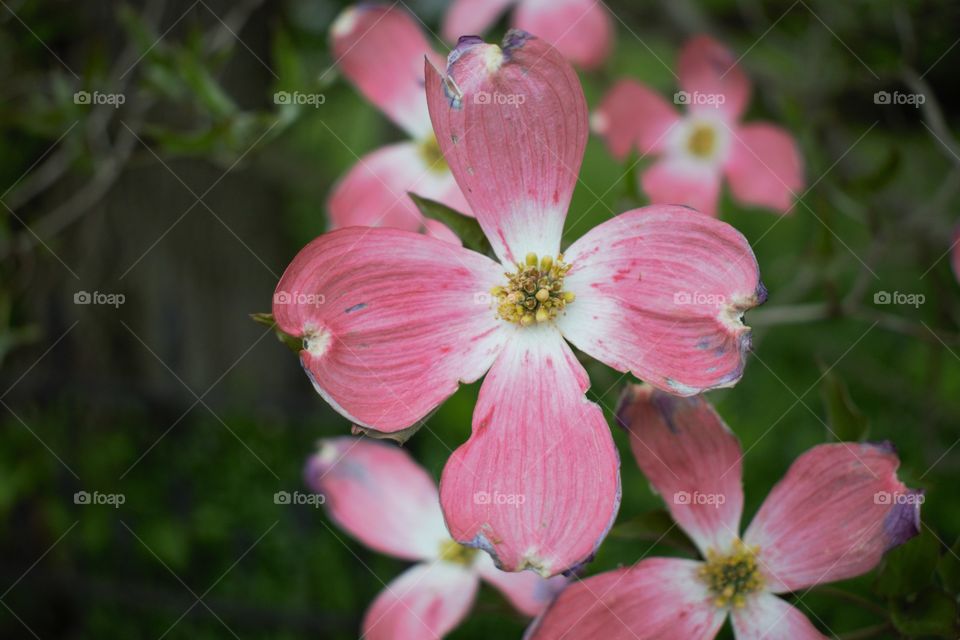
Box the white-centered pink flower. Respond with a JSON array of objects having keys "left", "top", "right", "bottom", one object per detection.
[
  {"left": 274, "top": 31, "right": 765, "bottom": 578},
  {"left": 442, "top": 0, "right": 613, "bottom": 70},
  {"left": 593, "top": 35, "right": 804, "bottom": 217},
  {"left": 528, "top": 385, "right": 922, "bottom": 639},
  {"left": 327, "top": 4, "right": 471, "bottom": 240},
  {"left": 305, "top": 437, "right": 566, "bottom": 639}
]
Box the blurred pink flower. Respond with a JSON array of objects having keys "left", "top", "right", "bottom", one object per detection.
[
  {"left": 442, "top": 0, "right": 613, "bottom": 69},
  {"left": 274, "top": 32, "right": 764, "bottom": 577},
  {"left": 305, "top": 437, "right": 566, "bottom": 639},
  {"left": 528, "top": 385, "right": 921, "bottom": 639},
  {"left": 593, "top": 35, "right": 804, "bottom": 217},
  {"left": 327, "top": 4, "right": 471, "bottom": 240}
]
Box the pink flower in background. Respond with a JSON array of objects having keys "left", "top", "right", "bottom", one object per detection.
[
  {"left": 274, "top": 31, "right": 764, "bottom": 577},
  {"left": 528, "top": 385, "right": 921, "bottom": 639},
  {"left": 593, "top": 35, "right": 804, "bottom": 217},
  {"left": 305, "top": 437, "right": 566, "bottom": 639},
  {"left": 327, "top": 4, "right": 471, "bottom": 240},
  {"left": 442, "top": 0, "right": 613, "bottom": 69}
]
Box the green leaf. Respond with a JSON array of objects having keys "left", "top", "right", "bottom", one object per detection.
[
  {"left": 937, "top": 536, "right": 960, "bottom": 595},
  {"left": 875, "top": 529, "right": 939, "bottom": 598},
  {"left": 608, "top": 509, "right": 699, "bottom": 555},
  {"left": 890, "top": 587, "right": 958, "bottom": 637},
  {"left": 408, "top": 193, "right": 493, "bottom": 257},
  {"left": 819, "top": 369, "right": 869, "bottom": 441},
  {"left": 250, "top": 312, "right": 301, "bottom": 353}
]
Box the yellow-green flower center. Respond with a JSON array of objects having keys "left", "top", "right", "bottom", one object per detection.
[
  {"left": 687, "top": 123, "right": 717, "bottom": 158},
  {"left": 492, "top": 253, "right": 575, "bottom": 326},
  {"left": 418, "top": 134, "right": 448, "bottom": 174},
  {"left": 437, "top": 539, "right": 478, "bottom": 566},
  {"left": 699, "top": 539, "right": 765, "bottom": 608}
]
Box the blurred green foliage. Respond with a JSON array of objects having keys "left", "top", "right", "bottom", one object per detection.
[{"left": 1, "top": 0, "right": 959, "bottom": 638}]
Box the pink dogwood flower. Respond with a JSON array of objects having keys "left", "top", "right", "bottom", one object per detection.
[
  {"left": 327, "top": 4, "right": 471, "bottom": 240},
  {"left": 593, "top": 35, "right": 804, "bottom": 217},
  {"left": 273, "top": 31, "right": 765, "bottom": 577},
  {"left": 442, "top": 0, "right": 613, "bottom": 70},
  {"left": 305, "top": 437, "right": 565, "bottom": 638},
  {"left": 528, "top": 385, "right": 921, "bottom": 639}
]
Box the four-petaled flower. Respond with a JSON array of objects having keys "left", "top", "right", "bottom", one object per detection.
[
  {"left": 274, "top": 31, "right": 765, "bottom": 578},
  {"left": 305, "top": 437, "right": 566, "bottom": 638},
  {"left": 442, "top": 0, "right": 613, "bottom": 70},
  {"left": 327, "top": 4, "right": 471, "bottom": 240},
  {"left": 528, "top": 385, "right": 921, "bottom": 639},
  {"left": 593, "top": 35, "right": 804, "bottom": 217}
]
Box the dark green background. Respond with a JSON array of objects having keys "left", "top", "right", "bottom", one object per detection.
[{"left": 1, "top": 0, "right": 959, "bottom": 638}]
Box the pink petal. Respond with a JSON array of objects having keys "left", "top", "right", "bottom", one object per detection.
[
  {"left": 362, "top": 562, "right": 479, "bottom": 640},
  {"left": 731, "top": 593, "right": 827, "bottom": 639},
  {"left": 513, "top": 0, "right": 614, "bottom": 70},
  {"left": 592, "top": 79, "right": 680, "bottom": 161},
  {"left": 744, "top": 442, "right": 921, "bottom": 593},
  {"left": 640, "top": 157, "right": 722, "bottom": 216},
  {"left": 273, "top": 228, "right": 508, "bottom": 434},
  {"left": 425, "top": 32, "right": 587, "bottom": 264},
  {"left": 527, "top": 558, "right": 725, "bottom": 639},
  {"left": 678, "top": 35, "right": 751, "bottom": 121},
  {"left": 617, "top": 384, "right": 744, "bottom": 555},
  {"left": 330, "top": 5, "right": 443, "bottom": 139},
  {"left": 304, "top": 437, "right": 447, "bottom": 561},
  {"left": 724, "top": 123, "right": 804, "bottom": 214},
  {"left": 442, "top": 0, "right": 516, "bottom": 42},
  {"left": 557, "top": 204, "right": 765, "bottom": 396},
  {"left": 439, "top": 327, "right": 621, "bottom": 577},
  {"left": 327, "top": 142, "right": 470, "bottom": 238},
  {"left": 474, "top": 552, "right": 568, "bottom": 617}
]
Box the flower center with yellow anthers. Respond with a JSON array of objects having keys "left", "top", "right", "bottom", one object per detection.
[
  {"left": 491, "top": 253, "right": 575, "bottom": 326},
  {"left": 699, "top": 539, "right": 765, "bottom": 609},
  {"left": 418, "top": 134, "right": 448, "bottom": 174},
  {"left": 437, "top": 539, "right": 478, "bottom": 566},
  {"left": 687, "top": 123, "right": 718, "bottom": 158}
]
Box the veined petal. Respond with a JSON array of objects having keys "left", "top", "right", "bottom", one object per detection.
[
  {"left": 439, "top": 326, "right": 621, "bottom": 577},
  {"left": 731, "top": 593, "right": 827, "bottom": 640},
  {"left": 678, "top": 35, "right": 751, "bottom": 122},
  {"left": 640, "top": 157, "right": 722, "bottom": 217},
  {"left": 592, "top": 79, "right": 681, "bottom": 160},
  {"left": 724, "top": 123, "right": 804, "bottom": 214},
  {"left": 304, "top": 437, "right": 447, "bottom": 561},
  {"left": 425, "top": 31, "right": 588, "bottom": 265},
  {"left": 617, "top": 384, "right": 744, "bottom": 555},
  {"left": 557, "top": 205, "right": 764, "bottom": 396},
  {"left": 273, "top": 228, "right": 508, "bottom": 434},
  {"left": 362, "top": 562, "right": 479, "bottom": 640},
  {"left": 474, "top": 552, "right": 567, "bottom": 617},
  {"left": 512, "top": 0, "right": 614, "bottom": 70},
  {"left": 331, "top": 5, "right": 442, "bottom": 138},
  {"left": 442, "top": 0, "right": 516, "bottom": 42},
  {"left": 526, "top": 558, "right": 725, "bottom": 640},
  {"left": 328, "top": 142, "right": 469, "bottom": 239},
  {"left": 743, "top": 442, "right": 921, "bottom": 593}
]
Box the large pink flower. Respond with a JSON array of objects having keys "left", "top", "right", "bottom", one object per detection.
[
  {"left": 305, "top": 437, "right": 566, "bottom": 638},
  {"left": 327, "top": 4, "right": 471, "bottom": 239},
  {"left": 273, "top": 31, "right": 765, "bottom": 577},
  {"left": 593, "top": 35, "right": 804, "bottom": 217},
  {"left": 528, "top": 385, "right": 921, "bottom": 639},
  {"left": 442, "top": 0, "right": 613, "bottom": 70}
]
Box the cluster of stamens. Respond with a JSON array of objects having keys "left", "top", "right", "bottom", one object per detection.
[
  {"left": 419, "top": 134, "right": 448, "bottom": 173},
  {"left": 687, "top": 123, "right": 717, "bottom": 158},
  {"left": 698, "top": 539, "right": 764, "bottom": 609},
  {"left": 437, "top": 539, "right": 478, "bottom": 566},
  {"left": 491, "top": 253, "right": 575, "bottom": 326}
]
